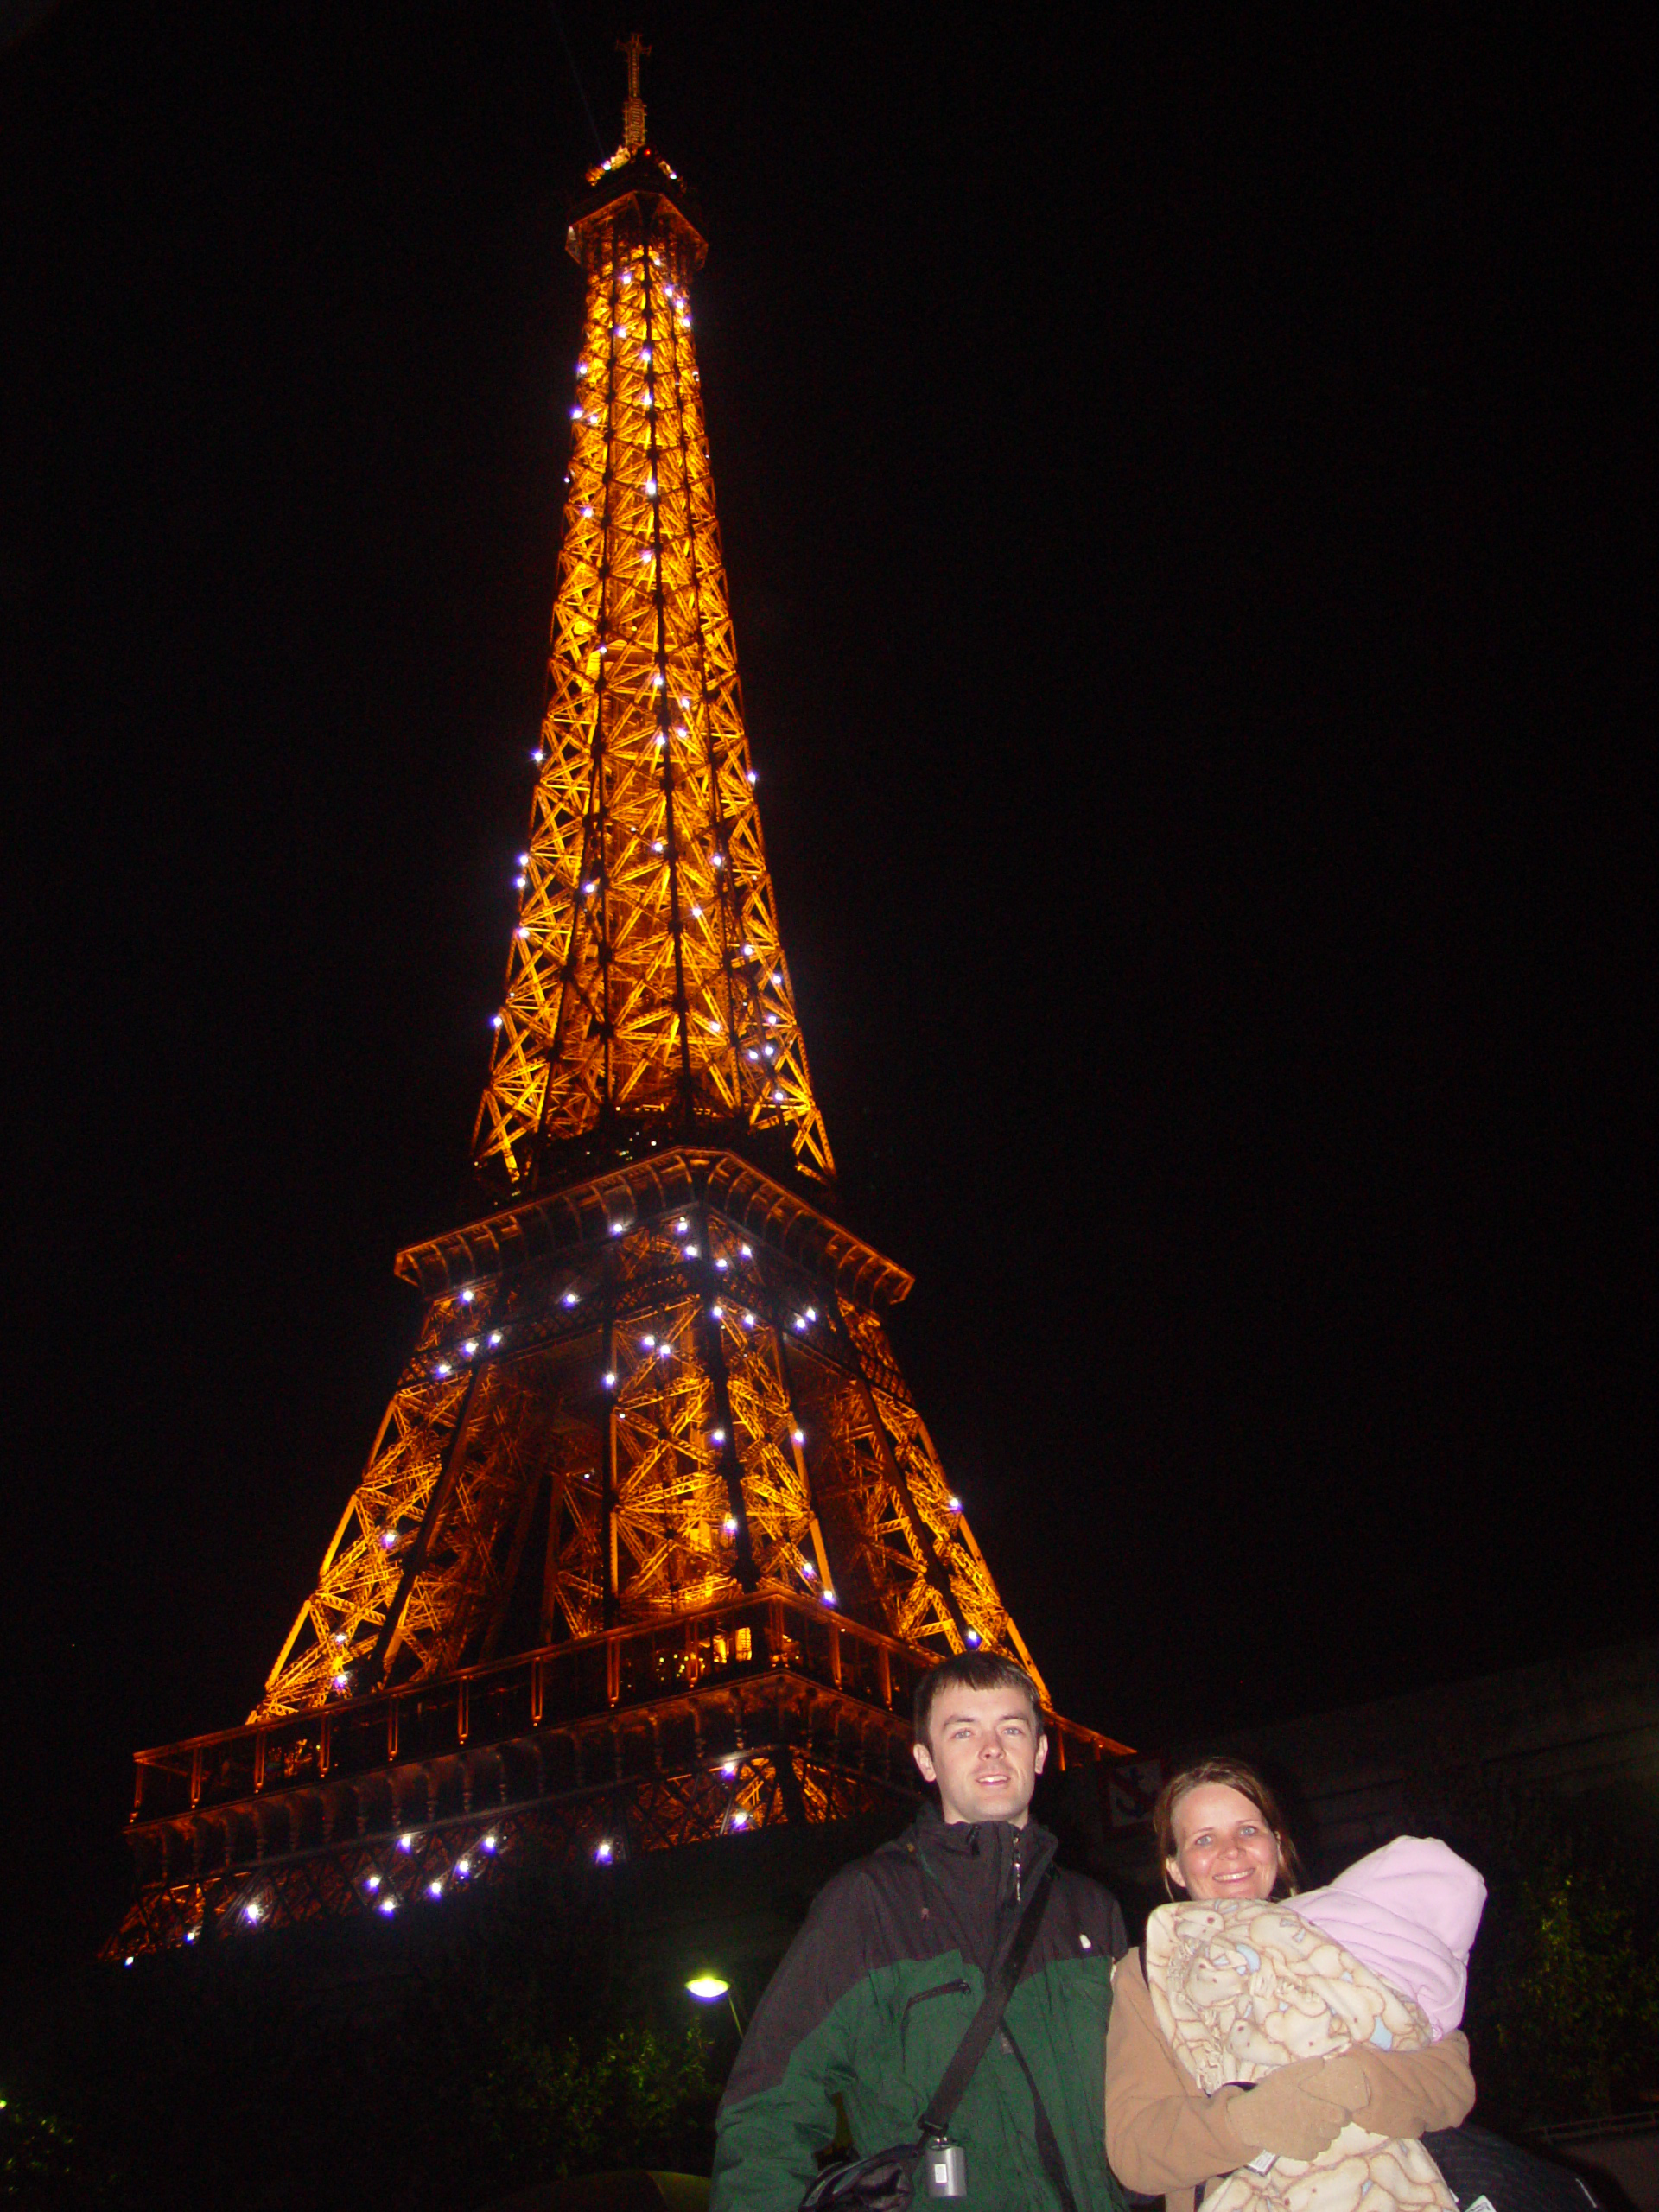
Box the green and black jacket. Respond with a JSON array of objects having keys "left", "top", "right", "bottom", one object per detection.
[{"left": 711, "top": 1804, "right": 1131, "bottom": 2212}]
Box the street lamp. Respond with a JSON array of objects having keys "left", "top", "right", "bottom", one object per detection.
[{"left": 686, "top": 1971, "right": 746, "bottom": 2035}]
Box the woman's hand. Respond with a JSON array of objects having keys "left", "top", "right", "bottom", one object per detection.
[
  {"left": 1300, "top": 2035, "right": 1475, "bottom": 2140},
  {"left": 1303, "top": 2053, "right": 1372, "bottom": 2116},
  {"left": 1229, "top": 2061, "right": 1349, "bottom": 2163}
]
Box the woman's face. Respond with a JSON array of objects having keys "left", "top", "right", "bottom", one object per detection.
[{"left": 1166, "top": 1783, "right": 1282, "bottom": 1901}]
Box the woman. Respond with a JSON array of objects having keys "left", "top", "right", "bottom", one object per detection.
[{"left": 1105, "top": 1758, "right": 1476, "bottom": 2212}]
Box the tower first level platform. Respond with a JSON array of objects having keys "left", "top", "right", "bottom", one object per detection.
[
  {"left": 112, "top": 1149, "right": 1128, "bottom": 1955},
  {"left": 118, "top": 1592, "right": 1128, "bottom": 1956}
]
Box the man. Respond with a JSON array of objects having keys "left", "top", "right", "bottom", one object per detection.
[{"left": 711, "top": 1652, "right": 1130, "bottom": 2211}]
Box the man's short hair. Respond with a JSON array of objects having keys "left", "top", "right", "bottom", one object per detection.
[{"left": 912, "top": 1652, "right": 1046, "bottom": 1747}]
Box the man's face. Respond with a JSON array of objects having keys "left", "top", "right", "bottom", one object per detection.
[{"left": 912, "top": 1684, "right": 1047, "bottom": 1827}]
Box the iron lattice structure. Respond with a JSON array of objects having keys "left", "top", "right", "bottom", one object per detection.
[
  {"left": 111, "top": 79, "right": 1129, "bottom": 1961},
  {"left": 257, "top": 1158, "right": 1028, "bottom": 1716}
]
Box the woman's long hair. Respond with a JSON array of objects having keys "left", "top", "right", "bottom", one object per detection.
[{"left": 1152, "top": 1757, "right": 1306, "bottom": 1899}]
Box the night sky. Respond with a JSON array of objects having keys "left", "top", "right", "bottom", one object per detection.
[{"left": 2, "top": 3, "right": 1649, "bottom": 1978}]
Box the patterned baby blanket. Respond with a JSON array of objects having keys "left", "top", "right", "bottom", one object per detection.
[{"left": 1145, "top": 1898, "right": 1458, "bottom": 2212}]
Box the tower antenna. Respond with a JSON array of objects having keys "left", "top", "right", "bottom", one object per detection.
[{"left": 619, "top": 30, "right": 650, "bottom": 153}]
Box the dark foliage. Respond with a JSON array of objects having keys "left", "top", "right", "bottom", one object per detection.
[
  {"left": 0, "top": 1848, "right": 720, "bottom": 2210},
  {"left": 1399, "top": 1777, "right": 1659, "bottom": 2131}
]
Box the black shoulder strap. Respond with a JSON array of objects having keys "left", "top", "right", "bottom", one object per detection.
[{"left": 917, "top": 1866, "right": 1056, "bottom": 2141}]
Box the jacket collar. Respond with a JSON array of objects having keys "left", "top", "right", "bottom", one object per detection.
[{"left": 912, "top": 1799, "right": 1058, "bottom": 1889}]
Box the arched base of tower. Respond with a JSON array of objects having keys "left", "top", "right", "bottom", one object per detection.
[{"left": 107, "top": 1745, "right": 918, "bottom": 1961}]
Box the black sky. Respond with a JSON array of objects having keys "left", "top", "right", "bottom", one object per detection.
[{"left": 1, "top": 2, "right": 1650, "bottom": 1977}]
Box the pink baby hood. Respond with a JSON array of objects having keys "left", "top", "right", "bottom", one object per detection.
[{"left": 1294, "top": 1834, "right": 1487, "bottom": 2038}]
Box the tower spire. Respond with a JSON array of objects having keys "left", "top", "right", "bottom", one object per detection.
[
  {"left": 473, "top": 109, "right": 834, "bottom": 1204},
  {"left": 619, "top": 31, "right": 650, "bottom": 153}
]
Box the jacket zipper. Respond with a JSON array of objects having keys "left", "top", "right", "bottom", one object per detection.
[{"left": 904, "top": 1977, "right": 971, "bottom": 2014}]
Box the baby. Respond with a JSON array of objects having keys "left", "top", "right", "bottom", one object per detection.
[{"left": 1293, "top": 1836, "right": 1486, "bottom": 2042}]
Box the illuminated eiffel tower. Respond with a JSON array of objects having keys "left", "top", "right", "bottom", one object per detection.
[{"left": 111, "top": 43, "right": 1127, "bottom": 1957}]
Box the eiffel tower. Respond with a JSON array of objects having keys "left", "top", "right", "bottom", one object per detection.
[{"left": 110, "top": 45, "right": 1128, "bottom": 1959}]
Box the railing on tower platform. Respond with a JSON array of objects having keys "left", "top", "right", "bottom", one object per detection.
[{"left": 129, "top": 1594, "right": 1129, "bottom": 1827}]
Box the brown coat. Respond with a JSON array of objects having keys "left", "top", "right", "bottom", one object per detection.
[{"left": 1104, "top": 1951, "right": 1477, "bottom": 2212}]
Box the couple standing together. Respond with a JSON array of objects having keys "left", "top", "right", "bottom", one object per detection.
[{"left": 710, "top": 1652, "right": 1477, "bottom": 2212}]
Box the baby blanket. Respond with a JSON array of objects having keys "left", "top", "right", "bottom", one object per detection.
[{"left": 1145, "top": 1897, "right": 1459, "bottom": 2212}]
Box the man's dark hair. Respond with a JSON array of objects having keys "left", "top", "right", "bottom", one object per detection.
[{"left": 912, "top": 1652, "right": 1046, "bottom": 1747}]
